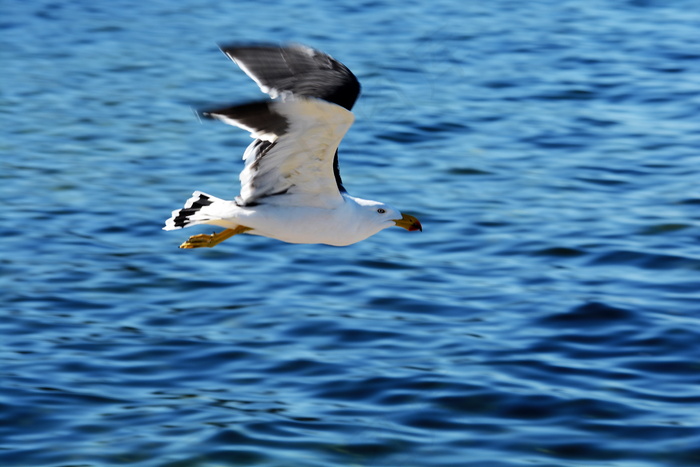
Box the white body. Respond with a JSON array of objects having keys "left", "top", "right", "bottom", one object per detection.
[{"left": 166, "top": 190, "right": 402, "bottom": 246}]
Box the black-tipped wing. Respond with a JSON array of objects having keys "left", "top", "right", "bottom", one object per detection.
[
  {"left": 202, "top": 101, "right": 289, "bottom": 141},
  {"left": 202, "top": 98, "right": 354, "bottom": 209},
  {"left": 214, "top": 43, "right": 361, "bottom": 194},
  {"left": 220, "top": 44, "right": 361, "bottom": 111}
]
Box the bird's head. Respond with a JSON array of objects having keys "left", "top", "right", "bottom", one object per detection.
[{"left": 356, "top": 199, "right": 422, "bottom": 234}]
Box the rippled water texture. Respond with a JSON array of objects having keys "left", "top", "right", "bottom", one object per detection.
[{"left": 2, "top": 0, "right": 700, "bottom": 466}]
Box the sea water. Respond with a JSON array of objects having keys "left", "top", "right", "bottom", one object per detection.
[{"left": 2, "top": 0, "right": 700, "bottom": 465}]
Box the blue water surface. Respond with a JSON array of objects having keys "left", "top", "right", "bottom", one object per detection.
[{"left": 2, "top": 0, "right": 700, "bottom": 466}]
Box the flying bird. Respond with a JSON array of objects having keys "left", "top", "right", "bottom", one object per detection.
[{"left": 164, "top": 43, "right": 422, "bottom": 248}]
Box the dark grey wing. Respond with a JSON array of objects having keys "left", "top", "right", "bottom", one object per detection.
[
  {"left": 201, "top": 101, "right": 289, "bottom": 139},
  {"left": 219, "top": 43, "right": 360, "bottom": 193},
  {"left": 200, "top": 98, "right": 353, "bottom": 208},
  {"left": 220, "top": 43, "right": 361, "bottom": 111}
]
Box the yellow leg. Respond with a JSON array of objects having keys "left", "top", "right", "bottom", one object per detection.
[{"left": 179, "top": 225, "right": 252, "bottom": 249}]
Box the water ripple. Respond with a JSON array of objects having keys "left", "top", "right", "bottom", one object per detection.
[{"left": 3, "top": 0, "right": 700, "bottom": 465}]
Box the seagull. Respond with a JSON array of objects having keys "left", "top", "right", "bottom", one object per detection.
[{"left": 164, "top": 43, "right": 422, "bottom": 249}]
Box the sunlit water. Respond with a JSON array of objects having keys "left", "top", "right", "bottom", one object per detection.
[{"left": 2, "top": 0, "right": 700, "bottom": 466}]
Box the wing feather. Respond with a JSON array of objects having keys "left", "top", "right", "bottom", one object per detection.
[
  {"left": 203, "top": 98, "right": 354, "bottom": 208},
  {"left": 220, "top": 43, "right": 361, "bottom": 110}
]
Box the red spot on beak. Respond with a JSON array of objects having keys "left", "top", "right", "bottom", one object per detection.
[{"left": 409, "top": 220, "right": 422, "bottom": 232}]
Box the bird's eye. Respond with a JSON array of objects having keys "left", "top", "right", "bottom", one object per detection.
[{"left": 377, "top": 208, "right": 386, "bottom": 214}]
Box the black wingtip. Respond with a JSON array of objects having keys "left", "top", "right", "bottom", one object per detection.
[
  {"left": 214, "top": 42, "right": 361, "bottom": 111},
  {"left": 197, "top": 100, "right": 290, "bottom": 137}
]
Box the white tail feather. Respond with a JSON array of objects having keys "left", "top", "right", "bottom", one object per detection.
[{"left": 163, "top": 191, "right": 227, "bottom": 230}]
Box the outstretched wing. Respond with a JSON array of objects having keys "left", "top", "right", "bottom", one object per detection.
[
  {"left": 202, "top": 98, "right": 354, "bottom": 208},
  {"left": 221, "top": 43, "right": 361, "bottom": 110},
  {"left": 218, "top": 43, "right": 361, "bottom": 193}
]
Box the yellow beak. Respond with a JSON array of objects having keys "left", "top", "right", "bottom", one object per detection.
[{"left": 393, "top": 213, "right": 422, "bottom": 232}]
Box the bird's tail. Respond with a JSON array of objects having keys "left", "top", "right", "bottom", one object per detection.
[{"left": 163, "top": 191, "right": 228, "bottom": 231}]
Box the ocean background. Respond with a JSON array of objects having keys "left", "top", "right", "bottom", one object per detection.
[{"left": 2, "top": 0, "right": 700, "bottom": 465}]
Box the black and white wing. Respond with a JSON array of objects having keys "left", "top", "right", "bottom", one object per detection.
[
  {"left": 203, "top": 97, "right": 354, "bottom": 209},
  {"left": 201, "top": 44, "right": 361, "bottom": 204},
  {"left": 221, "top": 43, "right": 361, "bottom": 111}
]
